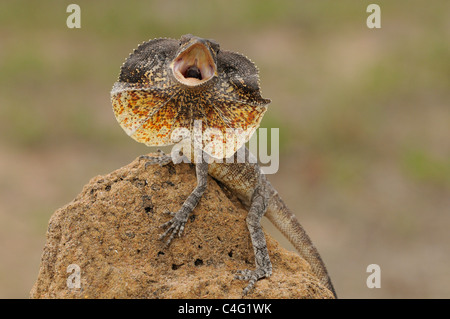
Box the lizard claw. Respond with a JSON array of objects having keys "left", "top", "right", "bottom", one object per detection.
[
  {"left": 159, "top": 210, "right": 189, "bottom": 247},
  {"left": 235, "top": 267, "right": 272, "bottom": 295}
]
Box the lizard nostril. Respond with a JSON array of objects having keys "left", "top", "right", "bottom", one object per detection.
[{"left": 184, "top": 66, "right": 202, "bottom": 80}]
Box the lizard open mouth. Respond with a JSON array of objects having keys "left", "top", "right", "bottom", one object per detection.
[{"left": 172, "top": 42, "right": 216, "bottom": 86}]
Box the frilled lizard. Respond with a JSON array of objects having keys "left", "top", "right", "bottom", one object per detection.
[{"left": 111, "top": 34, "right": 336, "bottom": 297}]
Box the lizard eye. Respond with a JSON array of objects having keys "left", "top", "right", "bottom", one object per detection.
[
  {"left": 208, "top": 40, "right": 220, "bottom": 54},
  {"left": 180, "top": 34, "right": 194, "bottom": 45}
]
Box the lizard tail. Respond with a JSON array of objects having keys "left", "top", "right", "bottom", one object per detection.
[{"left": 265, "top": 192, "right": 337, "bottom": 298}]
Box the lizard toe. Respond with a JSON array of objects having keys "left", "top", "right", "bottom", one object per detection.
[
  {"left": 158, "top": 211, "right": 188, "bottom": 246},
  {"left": 235, "top": 271, "right": 258, "bottom": 295},
  {"left": 234, "top": 267, "right": 272, "bottom": 295},
  {"left": 139, "top": 153, "right": 172, "bottom": 168}
]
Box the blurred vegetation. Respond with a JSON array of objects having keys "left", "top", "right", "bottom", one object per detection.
[{"left": 0, "top": 0, "right": 449, "bottom": 298}]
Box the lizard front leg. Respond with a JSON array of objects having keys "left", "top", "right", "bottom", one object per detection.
[
  {"left": 140, "top": 150, "right": 208, "bottom": 246},
  {"left": 159, "top": 158, "right": 208, "bottom": 246},
  {"left": 139, "top": 149, "right": 172, "bottom": 167},
  {"left": 235, "top": 179, "right": 272, "bottom": 295}
]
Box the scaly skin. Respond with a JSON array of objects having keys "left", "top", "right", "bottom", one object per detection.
[{"left": 112, "top": 34, "right": 336, "bottom": 297}]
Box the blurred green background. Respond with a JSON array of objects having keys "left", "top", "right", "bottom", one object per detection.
[{"left": 0, "top": 0, "right": 449, "bottom": 298}]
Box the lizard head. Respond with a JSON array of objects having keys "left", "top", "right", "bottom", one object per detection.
[
  {"left": 171, "top": 34, "right": 219, "bottom": 87},
  {"left": 111, "top": 35, "right": 271, "bottom": 159}
]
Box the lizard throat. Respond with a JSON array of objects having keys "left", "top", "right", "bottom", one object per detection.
[{"left": 172, "top": 43, "right": 216, "bottom": 86}]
